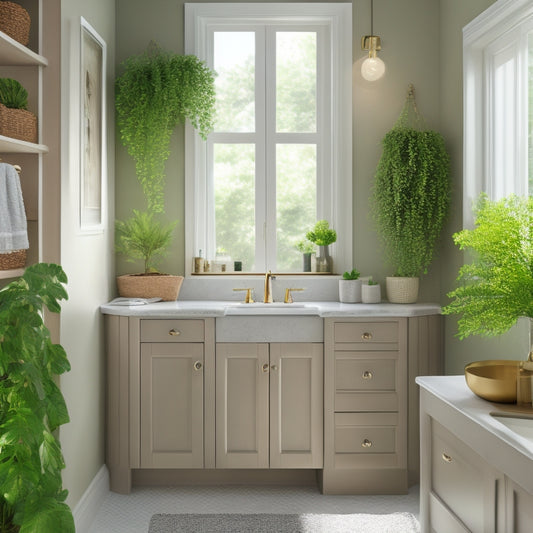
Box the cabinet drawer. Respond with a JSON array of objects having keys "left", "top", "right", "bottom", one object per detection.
[
  {"left": 334, "top": 321, "right": 398, "bottom": 348},
  {"left": 140, "top": 319, "right": 205, "bottom": 342},
  {"left": 335, "top": 353, "right": 396, "bottom": 391},
  {"left": 334, "top": 412, "right": 398, "bottom": 454},
  {"left": 431, "top": 421, "right": 486, "bottom": 532}
]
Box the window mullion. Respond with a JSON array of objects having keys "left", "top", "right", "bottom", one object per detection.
[{"left": 264, "top": 27, "right": 277, "bottom": 271}]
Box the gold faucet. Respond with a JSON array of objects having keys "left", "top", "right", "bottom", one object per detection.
[{"left": 264, "top": 271, "right": 276, "bottom": 303}]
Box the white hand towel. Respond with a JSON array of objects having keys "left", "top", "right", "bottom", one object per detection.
[{"left": 0, "top": 162, "right": 29, "bottom": 252}]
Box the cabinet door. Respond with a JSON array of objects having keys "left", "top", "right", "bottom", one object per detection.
[
  {"left": 140, "top": 342, "right": 204, "bottom": 468},
  {"left": 216, "top": 343, "right": 269, "bottom": 468},
  {"left": 506, "top": 478, "right": 533, "bottom": 533},
  {"left": 269, "top": 343, "right": 323, "bottom": 468}
]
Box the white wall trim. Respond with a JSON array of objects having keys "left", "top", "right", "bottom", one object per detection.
[{"left": 72, "top": 465, "right": 109, "bottom": 533}]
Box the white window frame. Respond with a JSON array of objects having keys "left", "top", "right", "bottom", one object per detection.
[
  {"left": 184, "top": 3, "right": 352, "bottom": 276},
  {"left": 463, "top": 0, "right": 533, "bottom": 227}
]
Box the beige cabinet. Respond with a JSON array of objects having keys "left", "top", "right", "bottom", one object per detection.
[
  {"left": 216, "top": 342, "right": 323, "bottom": 469},
  {"left": 321, "top": 316, "right": 443, "bottom": 494},
  {"left": 506, "top": 479, "right": 533, "bottom": 533}
]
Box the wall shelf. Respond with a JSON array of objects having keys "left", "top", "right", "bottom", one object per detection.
[
  {"left": 0, "top": 268, "right": 24, "bottom": 280},
  {"left": 0, "top": 135, "right": 48, "bottom": 154},
  {"left": 0, "top": 30, "right": 47, "bottom": 66}
]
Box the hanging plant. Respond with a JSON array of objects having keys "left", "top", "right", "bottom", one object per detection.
[
  {"left": 372, "top": 85, "right": 451, "bottom": 277},
  {"left": 115, "top": 42, "right": 216, "bottom": 213}
]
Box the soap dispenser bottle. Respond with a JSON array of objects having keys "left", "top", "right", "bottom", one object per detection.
[{"left": 517, "top": 350, "right": 533, "bottom": 406}]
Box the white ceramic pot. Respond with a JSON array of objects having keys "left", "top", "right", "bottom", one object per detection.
[
  {"left": 338, "top": 279, "right": 362, "bottom": 303},
  {"left": 361, "top": 283, "right": 381, "bottom": 303},
  {"left": 386, "top": 276, "right": 419, "bottom": 304}
]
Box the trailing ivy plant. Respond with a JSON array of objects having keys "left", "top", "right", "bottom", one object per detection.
[
  {"left": 443, "top": 194, "right": 533, "bottom": 338},
  {"left": 0, "top": 263, "right": 74, "bottom": 533},
  {"left": 116, "top": 210, "right": 176, "bottom": 274},
  {"left": 372, "top": 88, "right": 450, "bottom": 277},
  {"left": 115, "top": 42, "right": 216, "bottom": 213}
]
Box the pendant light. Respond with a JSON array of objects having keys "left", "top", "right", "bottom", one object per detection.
[{"left": 361, "top": 0, "right": 385, "bottom": 81}]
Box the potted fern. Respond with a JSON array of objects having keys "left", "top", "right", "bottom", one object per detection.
[
  {"left": 443, "top": 194, "right": 533, "bottom": 344},
  {"left": 372, "top": 85, "right": 450, "bottom": 303},
  {"left": 115, "top": 43, "right": 216, "bottom": 299},
  {"left": 0, "top": 264, "right": 74, "bottom": 532}
]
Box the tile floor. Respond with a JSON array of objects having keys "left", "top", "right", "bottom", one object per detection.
[{"left": 88, "top": 484, "right": 420, "bottom": 533}]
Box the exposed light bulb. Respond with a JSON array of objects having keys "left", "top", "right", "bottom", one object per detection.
[{"left": 361, "top": 55, "right": 385, "bottom": 81}]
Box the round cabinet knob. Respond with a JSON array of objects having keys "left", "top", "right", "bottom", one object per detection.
[
  {"left": 442, "top": 453, "right": 452, "bottom": 463},
  {"left": 361, "top": 332, "right": 373, "bottom": 340},
  {"left": 262, "top": 363, "right": 270, "bottom": 373},
  {"left": 169, "top": 329, "right": 181, "bottom": 336},
  {"left": 361, "top": 439, "right": 373, "bottom": 448},
  {"left": 362, "top": 370, "right": 373, "bottom": 380},
  {"left": 193, "top": 361, "right": 203, "bottom": 371},
  {"left": 271, "top": 365, "right": 278, "bottom": 371}
]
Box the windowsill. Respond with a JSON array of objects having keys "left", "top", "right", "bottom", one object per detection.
[{"left": 190, "top": 272, "right": 338, "bottom": 276}]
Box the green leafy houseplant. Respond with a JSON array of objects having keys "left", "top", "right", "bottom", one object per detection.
[
  {"left": 116, "top": 210, "right": 176, "bottom": 274},
  {"left": 306, "top": 220, "right": 337, "bottom": 247},
  {"left": 372, "top": 88, "right": 450, "bottom": 278},
  {"left": 295, "top": 239, "right": 315, "bottom": 254},
  {"left": 342, "top": 269, "right": 360, "bottom": 280},
  {"left": 0, "top": 263, "right": 74, "bottom": 532},
  {"left": 443, "top": 194, "right": 533, "bottom": 339},
  {"left": 115, "top": 42, "right": 216, "bottom": 214},
  {"left": 0, "top": 78, "right": 28, "bottom": 110}
]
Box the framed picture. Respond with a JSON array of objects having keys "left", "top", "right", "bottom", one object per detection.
[{"left": 80, "top": 17, "right": 106, "bottom": 233}]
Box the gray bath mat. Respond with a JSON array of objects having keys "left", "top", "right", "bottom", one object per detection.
[{"left": 148, "top": 512, "right": 420, "bottom": 532}]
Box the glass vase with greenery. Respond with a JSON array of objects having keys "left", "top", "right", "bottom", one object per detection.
[
  {"left": 0, "top": 264, "right": 74, "bottom": 532},
  {"left": 443, "top": 194, "right": 533, "bottom": 349},
  {"left": 372, "top": 86, "right": 451, "bottom": 280}
]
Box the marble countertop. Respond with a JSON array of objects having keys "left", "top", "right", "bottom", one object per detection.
[
  {"left": 100, "top": 299, "right": 441, "bottom": 318},
  {"left": 417, "top": 375, "right": 533, "bottom": 493}
]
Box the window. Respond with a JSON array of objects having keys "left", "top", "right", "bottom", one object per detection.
[
  {"left": 464, "top": 0, "right": 533, "bottom": 226},
  {"left": 185, "top": 3, "right": 352, "bottom": 274}
]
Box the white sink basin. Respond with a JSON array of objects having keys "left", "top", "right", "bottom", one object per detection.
[
  {"left": 491, "top": 412, "right": 533, "bottom": 446},
  {"left": 224, "top": 302, "right": 319, "bottom": 315}
]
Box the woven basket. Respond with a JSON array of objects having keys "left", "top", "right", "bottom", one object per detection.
[
  {"left": 0, "top": 248, "right": 26, "bottom": 270},
  {"left": 117, "top": 274, "right": 184, "bottom": 301},
  {"left": 0, "top": 2, "right": 30, "bottom": 46},
  {"left": 386, "top": 276, "right": 419, "bottom": 304},
  {"left": 0, "top": 103, "right": 37, "bottom": 143}
]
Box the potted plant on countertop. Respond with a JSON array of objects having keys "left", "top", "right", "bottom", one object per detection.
[
  {"left": 339, "top": 268, "right": 361, "bottom": 303},
  {"left": 306, "top": 220, "right": 337, "bottom": 273},
  {"left": 362, "top": 278, "right": 381, "bottom": 304},
  {"left": 0, "top": 263, "right": 74, "bottom": 532},
  {"left": 295, "top": 239, "right": 315, "bottom": 272},
  {"left": 114, "top": 42, "right": 216, "bottom": 300},
  {"left": 443, "top": 194, "right": 533, "bottom": 343},
  {"left": 372, "top": 84, "right": 450, "bottom": 303}
]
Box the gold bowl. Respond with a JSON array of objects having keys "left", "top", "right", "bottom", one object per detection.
[{"left": 465, "top": 360, "right": 521, "bottom": 403}]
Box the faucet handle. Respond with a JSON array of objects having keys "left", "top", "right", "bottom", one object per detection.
[
  {"left": 233, "top": 288, "right": 254, "bottom": 303},
  {"left": 284, "top": 288, "right": 304, "bottom": 304}
]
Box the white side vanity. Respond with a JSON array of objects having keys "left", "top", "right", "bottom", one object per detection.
[
  {"left": 417, "top": 376, "right": 533, "bottom": 533},
  {"left": 102, "top": 300, "right": 443, "bottom": 495}
]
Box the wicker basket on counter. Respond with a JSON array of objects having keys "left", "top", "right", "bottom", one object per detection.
[
  {"left": 0, "top": 103, "right": 37, "bottom": 143},
  {"left": 0, "top": 248, "right": 26, "bottom": 270},
  {"left": 0, "top": 2, "right": 30, "bottom": 46}
]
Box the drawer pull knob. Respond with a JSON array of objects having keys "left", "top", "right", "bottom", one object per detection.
[
  {"left": 271, "top": 365, "right": 278, "bottom": 371},
  {"left": 362, "top": 332, "right": 373, "bottom": 340},
  {"left": 262, "top": 363, "right": 270, "bottom": 373},
  {"left": 194, "top": 361, "right": 203, "bottom": 371},
  {"left": 361, "top": 439, "right": 372, "bottom": 448},
  {"left": 362, "top": 371, "right": 373, "bottom": 380},
  {"left": 169, "top": 329, "right": 181, "bottom": 336},
  {"left": 442, "top": 453, "right": 452, "bottom": 463}
]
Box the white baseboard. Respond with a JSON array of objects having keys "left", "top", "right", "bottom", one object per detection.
[{"left": 72, "top": 464, "right": 109, "bottom": 533}]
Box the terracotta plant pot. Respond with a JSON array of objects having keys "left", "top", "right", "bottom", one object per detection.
[
  {"left": 386, "top": 276, "right": 419, "bottom": 304},
  {"left": 116, "top": 273, "right": 184, "bottom": 301}
]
